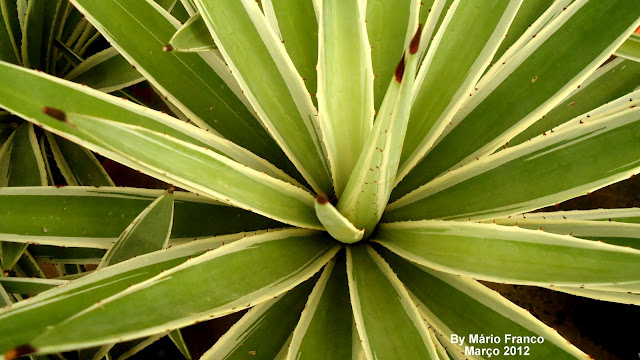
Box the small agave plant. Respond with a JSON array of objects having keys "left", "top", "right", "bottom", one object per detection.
[{"left": 1, "top": 0, "right": 640, "bottom": 359}]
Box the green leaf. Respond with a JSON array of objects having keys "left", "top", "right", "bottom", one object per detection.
[
  {"left": 57, "top": 113, "right": 321, "bottom": 229},
  {"left": 0, "top": 0, "right": 20, "bottom": 64},
  {"left": 366, "top": 0, "right": 418, "bottom": 110},
  {"left": 0, "top": 62, "right": 299, "bottom": 188},
  {"left": 98, "top": 191, "right": 174, "bottom": 269},
  {"left": 168, "top": 330, "right": 191, "bottom": 360},
  {"left": 262, "top": 0, "right": 318, "bottom": 103},
  {"left": 374, "top": 220, "right": 640, "bottom": 286},
  {"left": 155, "top": 0, "right": 178, "bottom": 12},
  {"left": 317, "top": 0, "right": 374, "bottom": 196},
  {"left": 417, "top": 0, "right": 455, "bottom": 57},
  {"left": 478, "top": 0, "right": 570, "bottom": 89},
  {"left": 64, "top": 48, "right": 144, "bottom": 93},
  {"left": 9, "top": 230, "right": 339, "bottom": 355},
  {"left": 314, "top": 195, "right": 363, "bottom": 244},
  {"left": 0, "top": 277, "right": 68, "bottom": 295},
  {"left": 40, "top": 0, "right": 63, "bottom": 74},
  {"left": 492, "top": 215, "right": 640, "bottom": 250},
  {"left": 347, "top": 245, "right": 437, "bottom": 360},
  {"left": 70, "top": 0, "right": 299, "bottom": 178},
  {"left": 45, "top": 133, "right": 115, "bottom": 187},
  {"left": 16, "top": 249, "right": 46, "bottom": 278},
  {"left": 194, "top": 0, "right": 332, "bottom": 194},
  {"left": 168, "top": 12, "right": 216, "bottom": 52},
  {"left": 508, "top": 58, "right": 640, "bottom": 147},
  {"left": 0, "top": 283, "right": 11, "bottom": 307},
  {"left": 0, "top": 186, "right": 284, "bottom": 248},
  {"left": 385, "top": 108, "right": 640, "bottom": 222},
  {"left": 0, "top": 122, "right": 48, "bottom": 270},
  {"left": 492, "top": 0, "right": 556, "bottom": 59},
  {"left": 287, "top": 256, "right": 357, "bottom": 360},
  {"left": 201, "top": 274, "right": 317, "bottom": 360},
  {"left": 616, "top": 32, "right": 640, "bottom": 62},
  {"left": 6, "top": 122, "right": 48, "bottom": 187},
  {"left": 380, "top": 248, "right": 590, "bottom": 360},
  {"left": 393, "top": 0, "right": 640, "bottom": 199},
  {"left": 337, "top": 43, "right": 420, "bottom": 235},
  {"left": 1, "top": 242, "right": 27, "bottom": 270},
  {"left": 398, "top": 0, "right": 522, "bottom": 185},
  {"left": 507, "top": 207, "right": 640, "bottom": 224},
  {"left": 0, "top": 230, "right": 264, "bottom": 353},
  {"left": 20, "top": 0, "right": 45, "bottom": 69}
]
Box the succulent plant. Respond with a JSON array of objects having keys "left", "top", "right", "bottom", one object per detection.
[{"left": 1, "top": 0, "right": 639, "bottom": 359}]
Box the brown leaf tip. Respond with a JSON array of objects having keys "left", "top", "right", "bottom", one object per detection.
[
  {"left": 410, "top": 23, "right": 422, "bottom": 54},
  {"left": 317, "top": 193, "right": 329, "bottom": 205},
  {"left": 167, "top": 186, "right": 175, "bottom": 194},
  {"left": 42, "top": 107, "right": 67, "bottom": 122},
  {"left": 162, "top": 44, "right": 174, "bottom": 52},
  {"left": 5, "top": 344, "right": 37, "bottom": 359},
  {"left": 395, "top": 52, "right": 406, "bottom": 83}
]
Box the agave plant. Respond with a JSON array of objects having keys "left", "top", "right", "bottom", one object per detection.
[{"left": 1, "top": 0, "right": 640, "bottom": 359}]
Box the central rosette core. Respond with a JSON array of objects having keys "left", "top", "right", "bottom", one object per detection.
[{"left": 315, "top": 193, "right": 376, "bottom": 244}]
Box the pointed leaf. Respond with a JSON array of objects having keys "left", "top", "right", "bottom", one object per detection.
[
  {"left": 0, "top": 0, "right": 19, "bottom": 64},
  {"left": 64, "top": 48, "right": 144, "bottom": 93},
  {"left": 386, "top": 108, "right": 640, "bottom": 222},
  {"left": 20, "top": 0, "right": 45, "bottom": 69},
  {"left": 366, "top": 0, "right": 418, "bottom": 110},
  {"left": 492, "top": 215, "right": 640, "bottom": 250},
  {"left": 616, "top": 32, "right": 640, "bottom": 62},
  {"left": 0, "top": 230, "right": 267, "bottom": 353},
  {"left": 491, "top": 0, "right": 556, "bottom": 64},
  {"left": 375, "top": 220, "right": 640, "bottom": 286},
  {"left": 168, "top": 330, "right": 191, "bottom": 360},
  {"left": 69, "top": 0, "right": 298, "bottom": 177},
  {"left": 45, "top": 133, "right": 114, "bottom": 187},
  {"left": 98, "top": 191, "right": 174, "bottom": 269},
  {"left": 314, "top": 195, "right": 363, "bottom": 244},
  {"left": 0, "top": 187, "right": 283, "bottom": 248},
  {"left": 338, "top": 45, "right": 420, "bottom": 235},
  {"left": 287, "top": 256, "right": 356, "bottom": 360},
  {"left": 380, "top": 248, "right": 590, "bottom": 360},
  {"left": 56, "top": 113, "right": 321, "bottom": 229},
  {"left": 317, "top": 0, "right": 374, "bottom": 195},
  {"left": 393, "top": 0, "right": 640, "bottom": 198},
  {"left": 347, "top": 245, "right": 437, "bottom": 360},
  {"left": 193, "top": 0, "right": 332, "bottom": 194},
  {"left": 508, "top": 58, "right": 640, "bottom": 147},
  {"left": 168, "top": 12, "right": 216, "bottom": 52},
  {"left": 0, "top": 242, "right": 27, "bottom": 270},
  {"left": 8, "top": 230, "right": 339, "bottom": 355},
  {"left": 398, "top": 0, "right": 522, "bottom": 185},
  {"left": 262, "top": 0, "right": 318, "bottom": 102},
  {"left": 0, "top": 62, "right": 300, "bottom": 187},
  {"left": 7, "top": 122, "right": 48, "bottom": 186},
  {"left": 202, "top": 275, "right": 317, "bottom": 360}
]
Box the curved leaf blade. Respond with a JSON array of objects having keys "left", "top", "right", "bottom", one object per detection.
[
  {"left": 393, "top": 0, "right": 640, "bottom": 199},
  {"left": 347, "top": 245, "right": 437, "bottom": 360},
  {"left": 98, "top": 191, "right": 174, "bottom": 268},
  {"left": 57, "top": 114, "right": 321, "bottom": 229},
  {"left": 194, "top": 0, "right": 332, "bottom": 194},
  {"left": 19, "top": 230, "right": 339, "bottom": 355},
  {"left": 375, "top": 220, "right": 640, "bottom": 286},
  {"left": 287, "top": 256, "right": 356, "bottom": 360},
  {"left": 380, "top": 248, "right": 590, "bottom": 360}
]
